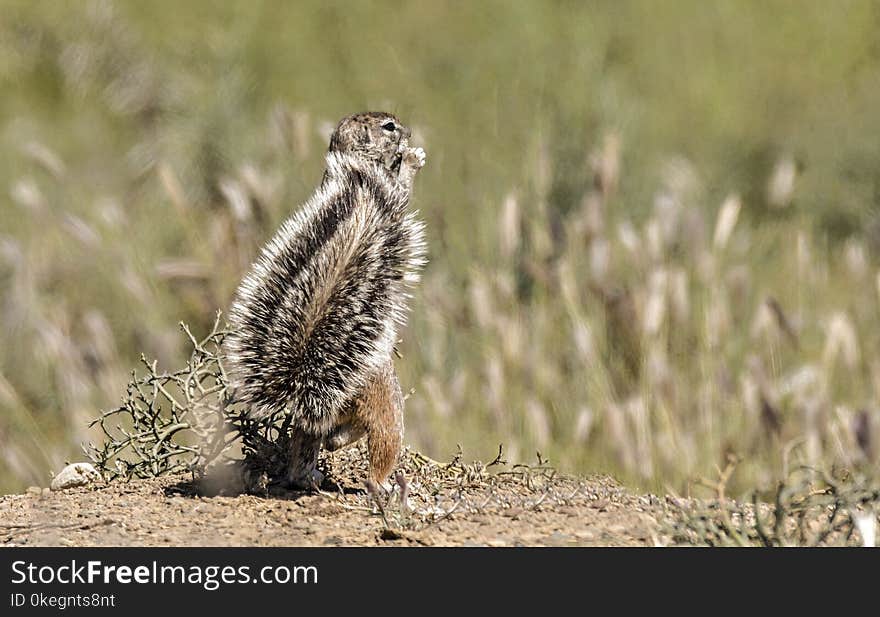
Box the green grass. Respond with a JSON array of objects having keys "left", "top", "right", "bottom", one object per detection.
[{"left": 1, "top": 0, "right": 879, "bottom": 495}]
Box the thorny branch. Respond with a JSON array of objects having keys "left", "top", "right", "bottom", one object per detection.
[
  {"left": 84, "top": 312, "right": 289, "bottom": 482},
  {"left": 337, "top": 443, "right": 609, "bottom": 536},
  {"left": 663, "top": 459, "right": 880, "bottom": 547}
]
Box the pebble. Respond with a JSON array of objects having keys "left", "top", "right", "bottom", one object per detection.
[{"left": 50, "top": 463, "right": 102, "bottom": 491}]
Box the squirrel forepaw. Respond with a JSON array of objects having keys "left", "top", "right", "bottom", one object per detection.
[{"left": 402, "top": 146, "right": 426, "bottom": 170}]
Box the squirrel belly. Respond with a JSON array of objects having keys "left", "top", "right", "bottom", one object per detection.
[{"left": 224, "top": 112, "right": 426, "bottom": 488}]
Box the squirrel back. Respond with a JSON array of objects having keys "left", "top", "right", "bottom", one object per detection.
[{"left": 225, "top": 146, "right": 426, "bottom": 436}]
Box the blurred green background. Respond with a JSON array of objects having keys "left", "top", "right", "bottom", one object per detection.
[{"left": 2, "top": 0, "right": 880, "bottom": 494}]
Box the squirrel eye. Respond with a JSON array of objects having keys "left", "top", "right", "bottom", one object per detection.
[{"left": 381, "top": 121, "right": 396, "bottom": 131}]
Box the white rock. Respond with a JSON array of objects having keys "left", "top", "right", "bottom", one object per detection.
[{"left": 50, "top": 463, "right": 102, "bottom": 491}]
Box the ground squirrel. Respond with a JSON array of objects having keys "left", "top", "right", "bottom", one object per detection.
[{"left": 225, "top": 112, "right": 427, "bottom": 489}]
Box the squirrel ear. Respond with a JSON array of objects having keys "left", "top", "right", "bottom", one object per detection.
[{"left": 362, "top": 125, "right": 371, "bottom": 143}]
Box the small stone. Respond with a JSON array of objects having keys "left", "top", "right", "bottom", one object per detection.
[
  {"left": 50, "top": 463, "right": 102, "bottom": 491},
  {"left": 26, "top": 486, "right": 42, "bottom": 495}
]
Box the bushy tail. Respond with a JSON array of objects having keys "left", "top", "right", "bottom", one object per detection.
[{"left": 225, "top": 153, "right": 426, "bottom": 435}]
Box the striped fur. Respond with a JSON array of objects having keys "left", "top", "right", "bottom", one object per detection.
[{"left": 225, "top": 151, "right": 426, "bottom": 436}]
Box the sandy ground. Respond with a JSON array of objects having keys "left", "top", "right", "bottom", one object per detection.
[{"left": 0, "top": 448, "right": 667, "bottom": 547}]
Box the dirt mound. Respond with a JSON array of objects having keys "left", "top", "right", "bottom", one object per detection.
[{"left": 0, "top": 446, "right": 664, "bottom": 547}]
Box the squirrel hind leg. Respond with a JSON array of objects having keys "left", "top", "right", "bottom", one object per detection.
[
  {"left": 286, "top": 431, "right": 324, "bottom": 490},
  {"left": 358, "top": 364, "right": 405, "bottom": 485}
]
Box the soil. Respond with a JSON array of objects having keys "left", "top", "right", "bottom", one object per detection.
[{"left": 0, "top": 446, "right": 669, "bottom": 547}]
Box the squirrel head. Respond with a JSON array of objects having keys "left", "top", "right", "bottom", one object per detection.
[{"left": 328, "top": 111, "right": 412, "bottom": 173}]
